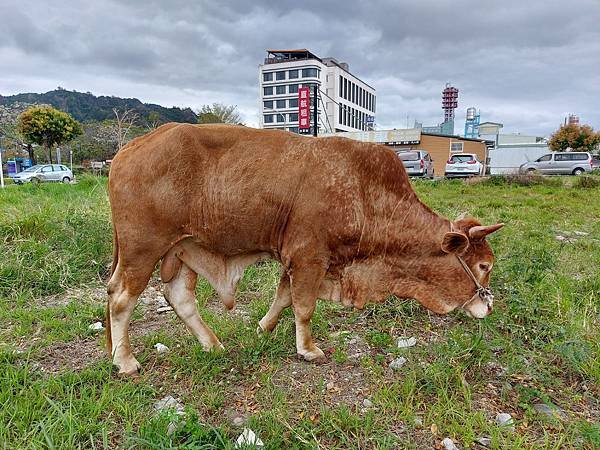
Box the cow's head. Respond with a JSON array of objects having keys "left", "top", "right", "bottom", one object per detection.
[{"left": 438, "top": 218, "right": 504, "bottom": 318}]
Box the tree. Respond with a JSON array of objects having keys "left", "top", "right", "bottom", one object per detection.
[
  {"left": 548, "top": 124, "right": 600, "bottom": 153},
  {"left": 17, "top": 106, "right": 82, "bottom": 164},
  {"left": 145, "top": 111, "right": 162, "bottom": 130},
  {"left": 198, "top": 103, "right": 242, "bottom": 124},
  {"left": 112, "top": 108, "right": 139, "bottom": 151}
]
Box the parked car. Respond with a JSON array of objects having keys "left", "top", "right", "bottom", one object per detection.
[
  {"left": 12, "top": 164, "right": 74, "bottom": 184},
  {"left": 396, "top": 150, "right": 434, "bottom": 178},
  {"left": 519, "top": 152, "right": 593, "bottom": 175},
  {"left": 444, "top": 153, "right": 484, "bottom": 178}
]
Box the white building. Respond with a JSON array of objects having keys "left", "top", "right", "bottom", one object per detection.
[
  {"left": 258, "top": 49, "right": 376, "bottom": 134},
  {"left": 479, "top": 122, "right": 550, "bottom": 174}
]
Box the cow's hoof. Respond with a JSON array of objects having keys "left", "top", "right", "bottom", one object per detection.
[
  {"left": 298, "top": 347, "right": 326, "bottom": 363},
  {"left": 202, "top": 341, "right": 224, "bottom": 352},
  {"left": 116, "top": 359, "right": 141, "bottom": 377},
  {"left": 256, "top": 322, "right": 274, "bottom": 335}
]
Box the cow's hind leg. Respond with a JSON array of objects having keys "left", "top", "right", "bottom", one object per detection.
[
  {"left": 163, "top": 263, "right": 223, "bottom": 351},
  {"left": 107, "top": 265, "right": 151, "bottom": 376},
  {"left": 257, "top": 272, "right": 291, "bottom": 334}
]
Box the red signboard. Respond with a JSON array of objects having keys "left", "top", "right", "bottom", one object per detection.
[{"left": 298, "top": 87, "right": 311, "bottom": 131}]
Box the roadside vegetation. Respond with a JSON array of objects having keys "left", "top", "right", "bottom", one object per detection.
[{"left": 1, "top": 175, "right": 598, "bottom": 449}]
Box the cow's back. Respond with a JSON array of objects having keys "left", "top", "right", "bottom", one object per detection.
[{"left": 109, "top": 123, "right": 412, "bottom": 261}]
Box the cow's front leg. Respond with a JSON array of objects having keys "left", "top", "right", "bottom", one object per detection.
[
  {"left": 258, "top": 272, "right": 291, "bottom": 334},
  {"left": 289, "top": 262, "right": 327, "bottom": 362}
]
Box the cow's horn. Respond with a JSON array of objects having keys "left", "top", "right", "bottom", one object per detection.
[{"left": 469, "top": 223, "right": 505, "bottom": 240}]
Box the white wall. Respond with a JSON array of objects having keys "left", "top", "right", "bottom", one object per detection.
[{"left": 488, "top": 145, "right": 549, "bottom": 174}]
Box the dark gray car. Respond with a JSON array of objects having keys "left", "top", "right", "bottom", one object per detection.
[
  {"left": 396, "top": 150, "right": 434, "bottom": 178},
  {"left": 519, "top": 152, "right": 592, "bottom": 175}
]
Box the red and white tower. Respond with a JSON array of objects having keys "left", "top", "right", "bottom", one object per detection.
[{"left": 442, "top": 83, "right": 459, "bottom": 123}]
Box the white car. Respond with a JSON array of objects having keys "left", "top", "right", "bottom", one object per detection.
[
  {"left": 445, "top": 154, "right": 484, "bottom": 178},
  {"left": 12, "top": 164, "right": 74, "bottom": 184}
]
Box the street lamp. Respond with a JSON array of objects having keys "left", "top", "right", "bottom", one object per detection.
[{"left": 263, "top": 109, "right": 287, "bottom": 125}]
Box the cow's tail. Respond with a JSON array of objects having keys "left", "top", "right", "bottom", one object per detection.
[{"left": 106, "top": 225, "right": 118, "bottom": 355}]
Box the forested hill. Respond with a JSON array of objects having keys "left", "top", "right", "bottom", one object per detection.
[{"left": 0, "top": 89, "right": 198, "bottom": 123}]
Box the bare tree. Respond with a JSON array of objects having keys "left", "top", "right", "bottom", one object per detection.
[{"left": 112, "top": 108, "right": 139, "bottom": 151}]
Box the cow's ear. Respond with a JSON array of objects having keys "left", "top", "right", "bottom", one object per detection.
[{"left": 441, "top": 232, "right": 470, "bottom": 255}]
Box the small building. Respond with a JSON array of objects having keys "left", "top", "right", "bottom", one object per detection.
[
  {"left": 478, "top": 121, "right": 549, "bottom": 174},
  {"left": 258, "top": 49, "right": 376, "bottom": 134},
  {"left": 322, "top": 128, "right": 488, "bottom": 175}
]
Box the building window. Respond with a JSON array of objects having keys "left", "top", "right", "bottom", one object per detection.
[
  {"left": 289, "top": 69, "right": 299, "bottom": 79},
  {"left": 289, "top": 98, "right": 298, "bottom": 108},
  {"left": 263, "top": 72, "right": 273, "bottom": 82},
  {"left": 276, "top": 114, "right": 285, "bottom": 123},
  {"left": 275, "top": 85, "right": 286, "bottom": 95},
  {"left": 288, "top": 127, "right": 299, "bottom": 133},
  {"left": 263, "top": 86, "right": 273, "bottom": 96},
  {"left": 289, "top": 113, "right": 298, "bottom": 122},
  {"left": 264, "top": 114, "right": 274, "bottom": 123},
  {"left": 276, "top": 99, "right": 286, "bottom": 109},
  {"left": 264, "top": 100, "right": 273, "bottom": 109},
  {"left": 450, "top": 142, "right": 464, "bottom": 153},
  {"left": 302, "top": 68, "right": 318, "bottom": 78},
  {"left": 343, "top": 78, "right": 348, "bottom": 99},
  {"left": 288, "top": 84, "right": 299, "bottom": 94},
  {"left": 276, "top": 71, "right": 286, "bottom": 80}
]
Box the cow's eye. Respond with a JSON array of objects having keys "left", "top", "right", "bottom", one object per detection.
[{"left": 479, "top": 263, "right": 491, "bottom": 272}]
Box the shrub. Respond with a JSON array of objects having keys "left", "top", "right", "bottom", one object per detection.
[{"left": 573, "top": 175, "right": 600, "bottom": 189}]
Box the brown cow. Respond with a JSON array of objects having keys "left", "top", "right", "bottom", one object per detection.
[{"left": 107, "top": 123, "right": 503, "bottom": 376}]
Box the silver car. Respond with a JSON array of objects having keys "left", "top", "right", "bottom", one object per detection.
[
  {"left": 519, "top": 152, "right": 593, "bottom": 175},
  {"left": 396, "top": 150, "right": 435, "bottom": 178},
  {"left": 12, "top": 164, "right": 74, "bottom": 184}
]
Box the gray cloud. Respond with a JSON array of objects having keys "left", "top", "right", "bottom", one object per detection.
[{"left": 1, "top": 0, "right": 599, "bottom": 135}]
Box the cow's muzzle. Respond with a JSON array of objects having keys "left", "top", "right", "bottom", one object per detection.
[{"left": 462, "top": 287, "right": 494, "bottom": 318}]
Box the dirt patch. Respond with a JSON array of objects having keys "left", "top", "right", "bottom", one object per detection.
[{"left": 30, "top": 338, "right": 105, "bottom": 374}]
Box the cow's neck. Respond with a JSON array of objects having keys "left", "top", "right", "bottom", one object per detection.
[{"left": 366, "top": 189, "right": 451, "bottom": 258}]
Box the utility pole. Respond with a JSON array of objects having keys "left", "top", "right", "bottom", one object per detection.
[{"left": 0, "top": 139, "right": 4, "bottom": 188}]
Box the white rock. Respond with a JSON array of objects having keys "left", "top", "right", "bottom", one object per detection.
[
  {"left": 397, "top": 337, "right": 417, "bottom": 348},
  {"left": 475, "top": 436, "right": 492, "bottom": 447},
  {"left": 88, "top": 322, "right": 104, "bottom": 332},
  {"left": 442, "top": 437, "right": 459, "bottom": 450},
  {"left": 157, "top": 297, "right": 170, "bottom": 308},
  {"left": 167, "top": 421, "right": 178, "bottom": 435},
  {"left": 362, "top": 398, "right": 373, "bottom": 408},
  {"left": 232, "top": 416, "right": 246, "bottom": 427},
  {"left": 574, "top": 231, "right": 589, "bottom": 236},
  {"left": 495, "top": 412, "right": 514, "bottom": 431},
  {"left": 533, "top": 403, "right": 566, "bottom": 419},
  {"left": 154, "top": 343, "right": 170, "bottom": 354},
  {"left": 389, "top": 356, "right": 407, "bottom": 370},
  {"left": 154, "top": 395, "right": 185, "bottom": 415},
  {"left": 414, "top": 417, "right": 423, "bottom": 426},
  {"left": 234, "top": 428, "right": 264, "bottom": 448},
  {"left": 157, "top": 306, "right": 174, "bottom": 314}
]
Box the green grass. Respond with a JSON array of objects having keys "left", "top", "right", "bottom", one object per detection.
[{"left": 1, "top": 174, "right": 599, "bottom": 449}]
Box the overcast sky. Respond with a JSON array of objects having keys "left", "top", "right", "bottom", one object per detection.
[{"left": 1, "top": 0, "right": 599, "bottom": 136}]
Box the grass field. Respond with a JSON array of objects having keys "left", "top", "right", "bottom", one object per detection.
[{"left": 1, "top": 174, "right": 599, "bottom": 449}]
